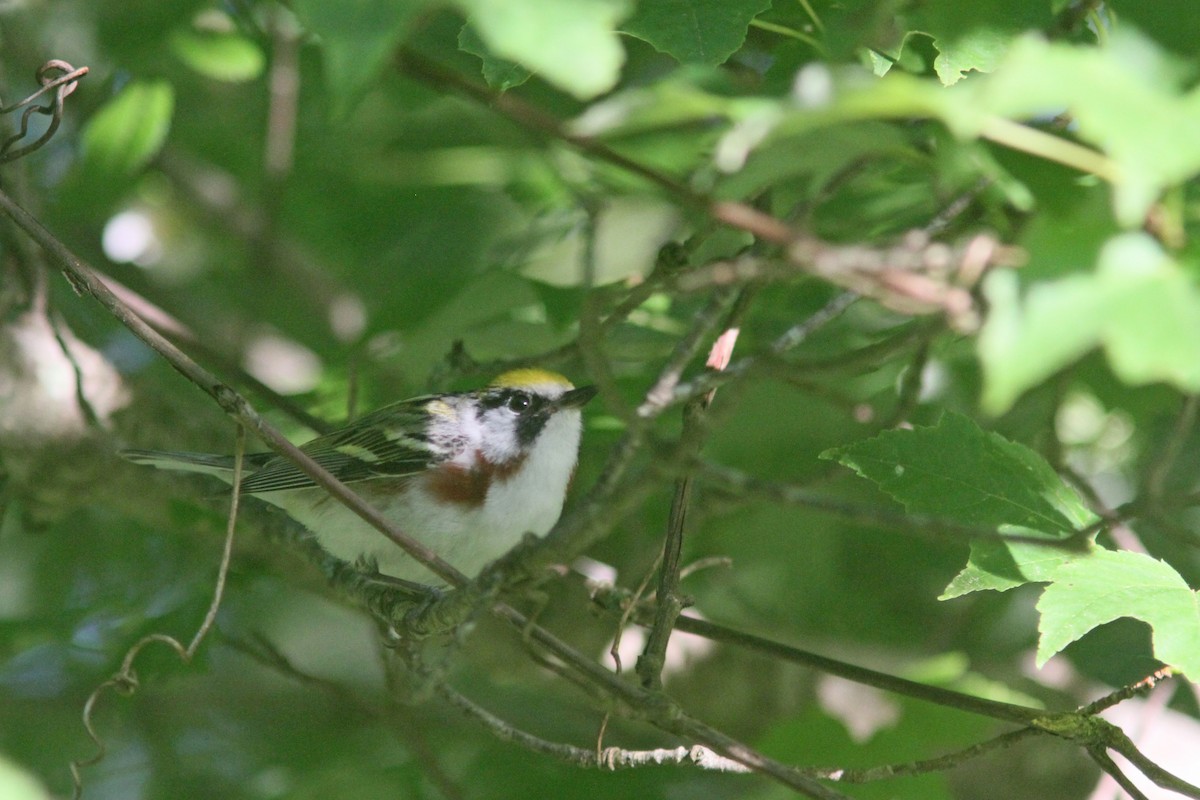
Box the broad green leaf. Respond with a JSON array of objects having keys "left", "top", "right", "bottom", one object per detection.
[
  {"left": 691, "top": 29, "right": 1200, "bottom": 228},
  {"left": 1036, "top": 549, "right": 1200, "bottom": 679},
  {"left": 824, "top": 412, "right": 1095, "bottom": 536},
  {"left": 908, "top": 0, "right": 1053, "bottom": 86},
  {"left": 940, "top": 539, "right": 1085, "bottom": 598},
  {"left": 457, "top": 0, "right": 630, "bottom": 100},
  {"left": 169, "top": 29, "right": 265, "bottom": 82},
  {"left": 979, "top": 233, "right": 1200, "bottom": 414},
  {"left": 955, "top": 31, "right": 1200, "bottom": 225},
  {"left": 622, "top": 0, "right": 771, "bottom": 65},
  {"left": 80, "top": 80, "right": 174, "bottom": 178},
  {"left": 458, "top": 24, "right": 531, "bottom": 92},
  {"left": 291, "top": 0, "right": 428, "bottom": 113}
]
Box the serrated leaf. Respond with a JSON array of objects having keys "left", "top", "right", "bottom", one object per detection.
[
  {"left": 979, "top": 233, "right": 1200, "bottom": 414},
  {"left": 80, "top": 80, "right": 174, "bottom": 178},
  {"left": 958, "top": 30, "right": 1200, "bottom": 225},
  {"left": 824, "top": 412, "right": 1096, "bottom": 535},
  {"left": 1036, "top": 549, "right": 1200, "bottom": 679},
  {"left": 457, "top": 0, "right": 630, "bottom": 100},
  {"left": 291, "top": 0, "right": 428, "bottom": 114},
  {"left": 940, "top": 539, "right": 1084, "bottom": 598},
  {"left": 622, "top": 0, "right": 771, "bottom": 65},
  {"left": 458, "top": 24, "right": 531, "bottom": 92},
  {"left": 908, "top": 0, "right": 1052, "bottom": 86},
  {"left": 694, "top": 29, "right": 1200, "bottom": 228}
]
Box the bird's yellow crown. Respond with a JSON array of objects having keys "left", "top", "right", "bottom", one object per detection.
[{"left": 490, "top": 368, "right": 574, "bottom": 390}]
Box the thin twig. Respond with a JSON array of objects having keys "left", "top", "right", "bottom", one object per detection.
[
  {"left": 1080, "top": 669, "right": 1174, "bottom": 716},
  {"left": 655, "top": 291, "right": 859, "bottom": 411},
  {"left": 1145, "top": 395, "right": 1200, "bottom": 501},
  {"left": 70, "top": 427, "right": 245, "bottom": 797},
  {"left": 488, "top": 602, "right": 854, "bottom": 799},
  {"left": 227, "top": 633, "right": 466, "bottom": 800},
  {"left": 1104, "top": 729, "right": 1200, "bottom": 799},
  {"left": 637, "top": 289, "right": 746, "bottom": 690},
  {"left": 47, "top": 311, "right": 101, "bottom": 428},
  {"left": 396, "top": 51, "right": 1013, "bottom": 327},
  {"left": 668, "top": 613, "right": 1044, "bottom": 725},
  {"left": 818, "top": 727, "right": 1038, "bottom": 782},
  {"left": 1088, "top": 746, "right": 1153, "bottom": 800},
  {"left": 0, "top": 184, "right": 468, "bottom": 587},
  {"left": 436, "top": 681, "right": 754, "bottom": 773},
  {"left": 99, "top": 272, "right": 333, "bottom": 433},
  {"left": 882, "top": 337, "right": 930, "bottom": 428}
]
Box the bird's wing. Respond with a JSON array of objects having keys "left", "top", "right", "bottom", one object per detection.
[{"left": 238, "top": 397, "right": 445, "bottom": 494}]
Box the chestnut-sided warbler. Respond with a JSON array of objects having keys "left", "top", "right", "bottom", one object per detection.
[{"left": 124, "top": 369, "right": 596, "bottom": 584}]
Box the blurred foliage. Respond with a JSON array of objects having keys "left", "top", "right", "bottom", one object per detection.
[{"left": 1, "top": 2, "right": 1200, "bottom": 800}]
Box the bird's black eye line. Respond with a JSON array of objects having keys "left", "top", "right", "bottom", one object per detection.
[{"left": 482, "top": 389, "right": 543, "bottom": 415}]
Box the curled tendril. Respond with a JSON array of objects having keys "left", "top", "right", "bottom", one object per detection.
[{"left": 0, "top": 59, "right": 89, "bottom": 164}]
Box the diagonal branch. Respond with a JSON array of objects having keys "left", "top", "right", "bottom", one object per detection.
[{"left": 0, "top": 185, "right": 470, "bottom": 588}]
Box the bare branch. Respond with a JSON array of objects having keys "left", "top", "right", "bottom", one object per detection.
[{"left": 0, "top": 184, "right": 470, "bottom": 588}]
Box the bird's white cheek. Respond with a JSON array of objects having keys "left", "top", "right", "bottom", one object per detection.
[
  {"left": 477, "top": 411, "right": 522, "bottom": 465},
  {"left": 482, "top": 410, "right": 583, "bottom": 534}
]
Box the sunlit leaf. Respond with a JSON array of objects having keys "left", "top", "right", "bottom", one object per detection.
[
  {"left": 957, "top": 30, "right": 1200, "bottom": 225},
  {"left": 80, "top": 80, "right": 174, "bottom": 178},
  {"left": 979, "top": 233, "right": 1200, "bottom": 414},
  {"left": 170, "top": 29, "right": 265, "bottom": 82},
  {"left": 457, "top": 0, "right": 631, "bottom": 99},
  {"left": 824, "top": 412, "right": 1095, "bottom": 536},
  {"left": 1036, "top": 549, "right": 1200, "bottom": 678},
  {"left": 908, "top": 0, "right": 1053, "bottom": 86},
  {"left": 623, "top": 0, "right": 772, "bottom": 65},
  {"left": 459, "top": 24, "right": 531, "bottom": 92},
  {"left": 940, "top": 539, "right": 1084, "bottom": 598}
]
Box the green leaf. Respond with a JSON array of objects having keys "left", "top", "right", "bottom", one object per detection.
[
  {"left": 956, "top": 30, "right": 1200, "bottom": 225},
  {"left": 169, "top": 29, "right": 265, "bottom": 82},
  {"left": 1108, "top": 0, "right": 1200, "bottom": 58},
  {"left": 457, "top": 0, "right": 630, "bottom": 99},
  {"left": 940, "top": 539, "right": 1084, "bottom": 598},
  {"left": 622, "top": 0, "right": 772, "bottom": 65},
  {"left": 908, "top": 0, "right": 1053, "bottom": 86},
  {"left": 291, "top": 0, "right": 428, "bottom": 114},
  {"left": 458, "top": 24, "right": 531, "bottom": 92},
  {"left": 979, "top": 233, "right": 1200, "bottom": 414},
  {"left": 715, "top": 120, "right": 920, "bottom": 203},
  {"left": 824, "top": 412, "right": 1096, "bottom": 536},
  {"left": 514, "top": 198, "right": 681, "bottom": 287},
  {"left": 80, "top": 80, "right": 174, "bottom": 178},
  {"left": 698, "top": 29, "right": 1200, "bottom": 228},
  {"left": 1036, "top": 549, "right": 1200, "bottom": 678},
  {"left": 0, "top": 756, "right": 48, "bottom": 800}
]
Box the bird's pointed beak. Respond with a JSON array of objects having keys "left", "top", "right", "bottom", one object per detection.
[{"left": 558, "top": 385, "right": 598, "bottom": 410}]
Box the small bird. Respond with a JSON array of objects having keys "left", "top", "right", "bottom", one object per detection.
[{"left": 124, "top": 369, "right": 596, "bottom": 584}]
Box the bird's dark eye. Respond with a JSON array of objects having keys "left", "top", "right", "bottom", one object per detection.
[{"left": 507, "top": 393, "right": 532, "bottom": 413}]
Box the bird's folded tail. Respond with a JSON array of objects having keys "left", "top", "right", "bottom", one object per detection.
[{"left": 121, "top": 449, "right": 274, "bottom": 480}]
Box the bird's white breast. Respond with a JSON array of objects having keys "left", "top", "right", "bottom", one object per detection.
[{"left": 265, "top": 407, "right": 583, "bottom": 584}]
